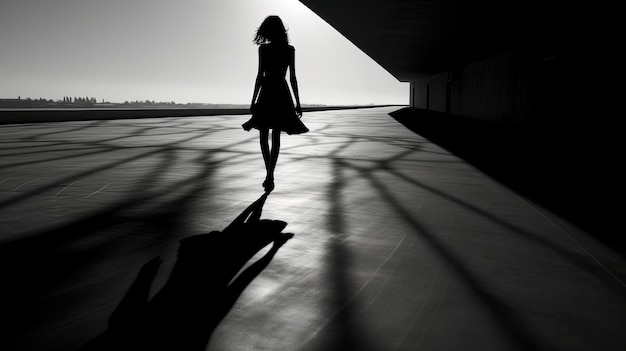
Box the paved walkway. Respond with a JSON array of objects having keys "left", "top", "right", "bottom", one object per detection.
[{"left": 1, "top": 107, "right": 625, "bottom": 350}]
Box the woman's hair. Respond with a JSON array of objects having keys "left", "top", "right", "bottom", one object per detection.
[{"left": 253, "top": 15, "right": 289, "bottom": 45}]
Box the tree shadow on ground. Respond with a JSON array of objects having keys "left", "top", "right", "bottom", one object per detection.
[{"left": 80, "top": 193, "right": 293, "bottom": 351}]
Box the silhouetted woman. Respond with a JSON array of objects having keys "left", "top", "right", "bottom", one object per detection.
[{"left": 242, "top": 15, "right": 309, "bottom": 193}]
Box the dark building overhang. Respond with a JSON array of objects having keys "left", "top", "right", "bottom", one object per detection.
[{"left": 299, "top": 0, "right": 581, "bottom": 82}]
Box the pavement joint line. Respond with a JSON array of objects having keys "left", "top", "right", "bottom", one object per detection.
[
  {"left": 14, "top": 178, "right": 41, "bottom": 191},
  {"left": 86, "top": 183, "right": 110, "bottom": 198},
  {"left": 55, "top": 182, "right": 75, "bottom": 195},
  {"left": 510, "top": 190, "right": 626, "bottom": 289}
]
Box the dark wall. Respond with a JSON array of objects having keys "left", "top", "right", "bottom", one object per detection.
[
  {"left": 411, "top": 72, "right": 448, "bottom": 113},
  {"left": 410, "top": 46, "right": 613, "bottom": 135},
  {"left": 410, "top": 51, "right": 565, "bottom": 127}
]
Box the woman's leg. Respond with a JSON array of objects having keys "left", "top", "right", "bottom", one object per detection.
[
  {"left": 259, "top": 129, "right": 270, "bottom": 183},
  {"left": 269, "top": 129, "right": 281, "bottom": 178},
  {"left": 261, "top": 129, "right": 281, "bottom": 192}
]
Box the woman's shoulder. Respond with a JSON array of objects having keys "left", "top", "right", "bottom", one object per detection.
[
  {"left": 259, "top": 43, "right": 292, "bottom": 50},
  {"left": 259, "top": 44, "right": 294, "bottom": 56}
]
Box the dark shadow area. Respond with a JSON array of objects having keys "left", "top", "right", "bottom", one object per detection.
[
  {"left": 390, "top": 107, "right": 620, "bottom": 256},
  {"left": 79, "top": 193, "right": 293, "bottom": 351}
]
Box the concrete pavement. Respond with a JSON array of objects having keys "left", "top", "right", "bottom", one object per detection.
[{"left": 1, "top": 107, "right": 624, "bottom": 350}]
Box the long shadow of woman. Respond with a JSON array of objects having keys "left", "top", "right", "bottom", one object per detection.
[{"left": 81, "top": 193, "right": 293, "bottom": 351}]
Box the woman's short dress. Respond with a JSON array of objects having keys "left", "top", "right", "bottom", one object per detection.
[{"left": 242, "top": 45, "right": 309, "bottom": 135}]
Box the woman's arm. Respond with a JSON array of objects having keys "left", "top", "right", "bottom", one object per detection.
[
  {"left": 251, "top": 47, "right": 263, "bottom": 106},
  {"left": 289, "top": 47, "right": 302, "bottom": 117}
]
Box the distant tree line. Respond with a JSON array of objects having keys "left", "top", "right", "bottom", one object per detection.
[
  {"left": 122, "top": 100, "right": 178, "bottom": 105},
  {"left": 62, "top": 96, "right": 98, "bottom": 104},
  {"left": 1, "top": 96, "right": 331, "bottom": 109},
  {"left": 0, "top": 96, "right": 104, "bottom": 108}
]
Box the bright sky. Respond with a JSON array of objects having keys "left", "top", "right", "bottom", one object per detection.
[{"left": 0, "top": 0, "right": 407, "bottom": 105}]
